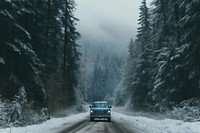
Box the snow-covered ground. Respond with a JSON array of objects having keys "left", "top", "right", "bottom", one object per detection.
[
  {"left": 113, "top": 113, "right": 200, "bottom": 133},
  {"left": 0, "top": 112, "right": 89, "bottom": 133},
  {"left": 1, "top": 108, "right": 200, "bottom": 133}
]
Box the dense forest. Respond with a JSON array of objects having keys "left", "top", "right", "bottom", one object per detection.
[
  {"left": 0, "top": 0, "right": 82, "bottom": 126},
  {"left": 115, "top": 0, "right": 200, "bottom": 111},
  {"left": 1, "top": 0, "right": 200, "bottom": 128}
]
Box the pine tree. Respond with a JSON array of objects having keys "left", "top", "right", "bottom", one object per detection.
[
  {"left": 149, "top": 0, "right": 182, "bottom": 107},
  {"left": 178, "top": 0, "right": 200, "bottom": 98},
  {"left": 120, "top": 39, "right": 139, "bottom": 105},
  {"left": 0, "top": 0, "right": 46, "bottom": 106},
  {"left": 129, "top": 0, "right": 152, "bottom": 107},
  {"left": 137, "top": 0, "right": 151, "bottom": 52},
  {"left": 62, "top": 0, "right": 81, "bottom": 106}
]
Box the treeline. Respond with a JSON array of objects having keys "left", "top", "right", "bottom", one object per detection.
[
  {"left": 0, "top": 0, "right": 81, "bottom": 124},
  {"left": 86, "top": 54, "right": 124, "bottom": 103},
  {"left": 116, "top": 0, "right": 200, "bottom": 110}
]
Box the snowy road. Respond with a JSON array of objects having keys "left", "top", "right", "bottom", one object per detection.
[
  {"left": 1, "top": 110, "right": 200, "bottom": 133},
  {"left": 58, "top": 113, "right": 144, "bottom": 133}
]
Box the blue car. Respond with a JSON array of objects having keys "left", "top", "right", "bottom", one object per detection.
[{"left": 89, "top": 101, "right": 112, "bottom": 122}]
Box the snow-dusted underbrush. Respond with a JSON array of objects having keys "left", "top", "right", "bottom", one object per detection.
[
  {"left": 51, "top": 104, "right": 86, "bottom": 118},
  {"left": 115, "top": 98, "right": 200, "bottom": 122},
  {"left": 168, "top": 98, "right": 200, "bottom": 122},
  {"left": 0, "top": 87, "right": 48, "bottom": 128}
]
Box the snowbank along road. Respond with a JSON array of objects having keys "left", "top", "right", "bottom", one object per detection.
[{"left": 58, "top": 112, "right": 145, "bottom": 133}]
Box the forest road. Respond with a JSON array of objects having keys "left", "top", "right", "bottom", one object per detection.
[{"left": 58, "top": 112, "right": 145, "bottom": 133}]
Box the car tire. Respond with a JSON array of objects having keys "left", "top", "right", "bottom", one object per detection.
[{"left": 107, "top": 118, "right": 111, "bottom": 122}]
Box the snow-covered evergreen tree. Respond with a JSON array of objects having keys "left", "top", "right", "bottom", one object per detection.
[
  {"left": 61, "top": 0, "right": 81, "bottom": 106},
  {"left": 115, "top": 39, "right": 139, "bottom": 106},
  {"left": 178, "top": 0, "right": 200, "bottom": 98},
  {"left": 122, "top": 0, "right": 153, "bottom": 108}
]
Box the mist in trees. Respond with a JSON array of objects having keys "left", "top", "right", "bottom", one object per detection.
[
  {"left": 80, "top": 41, "right": 125, "bottom": 104},
  {"left": 115, "top": 0, "right": 200, "bottom": 110}
]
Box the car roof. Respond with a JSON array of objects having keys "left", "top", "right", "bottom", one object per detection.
[{"left": 93, "top": 101, "right": 108, "bottom": 104}]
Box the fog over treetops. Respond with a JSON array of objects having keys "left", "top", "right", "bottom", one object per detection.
[{"left": 75, "top": 0, "right": 152, "bottom": 53}]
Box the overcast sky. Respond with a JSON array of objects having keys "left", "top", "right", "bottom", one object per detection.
[{"left": 75, "top": 0, "right": 152, "bottom": 51}]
